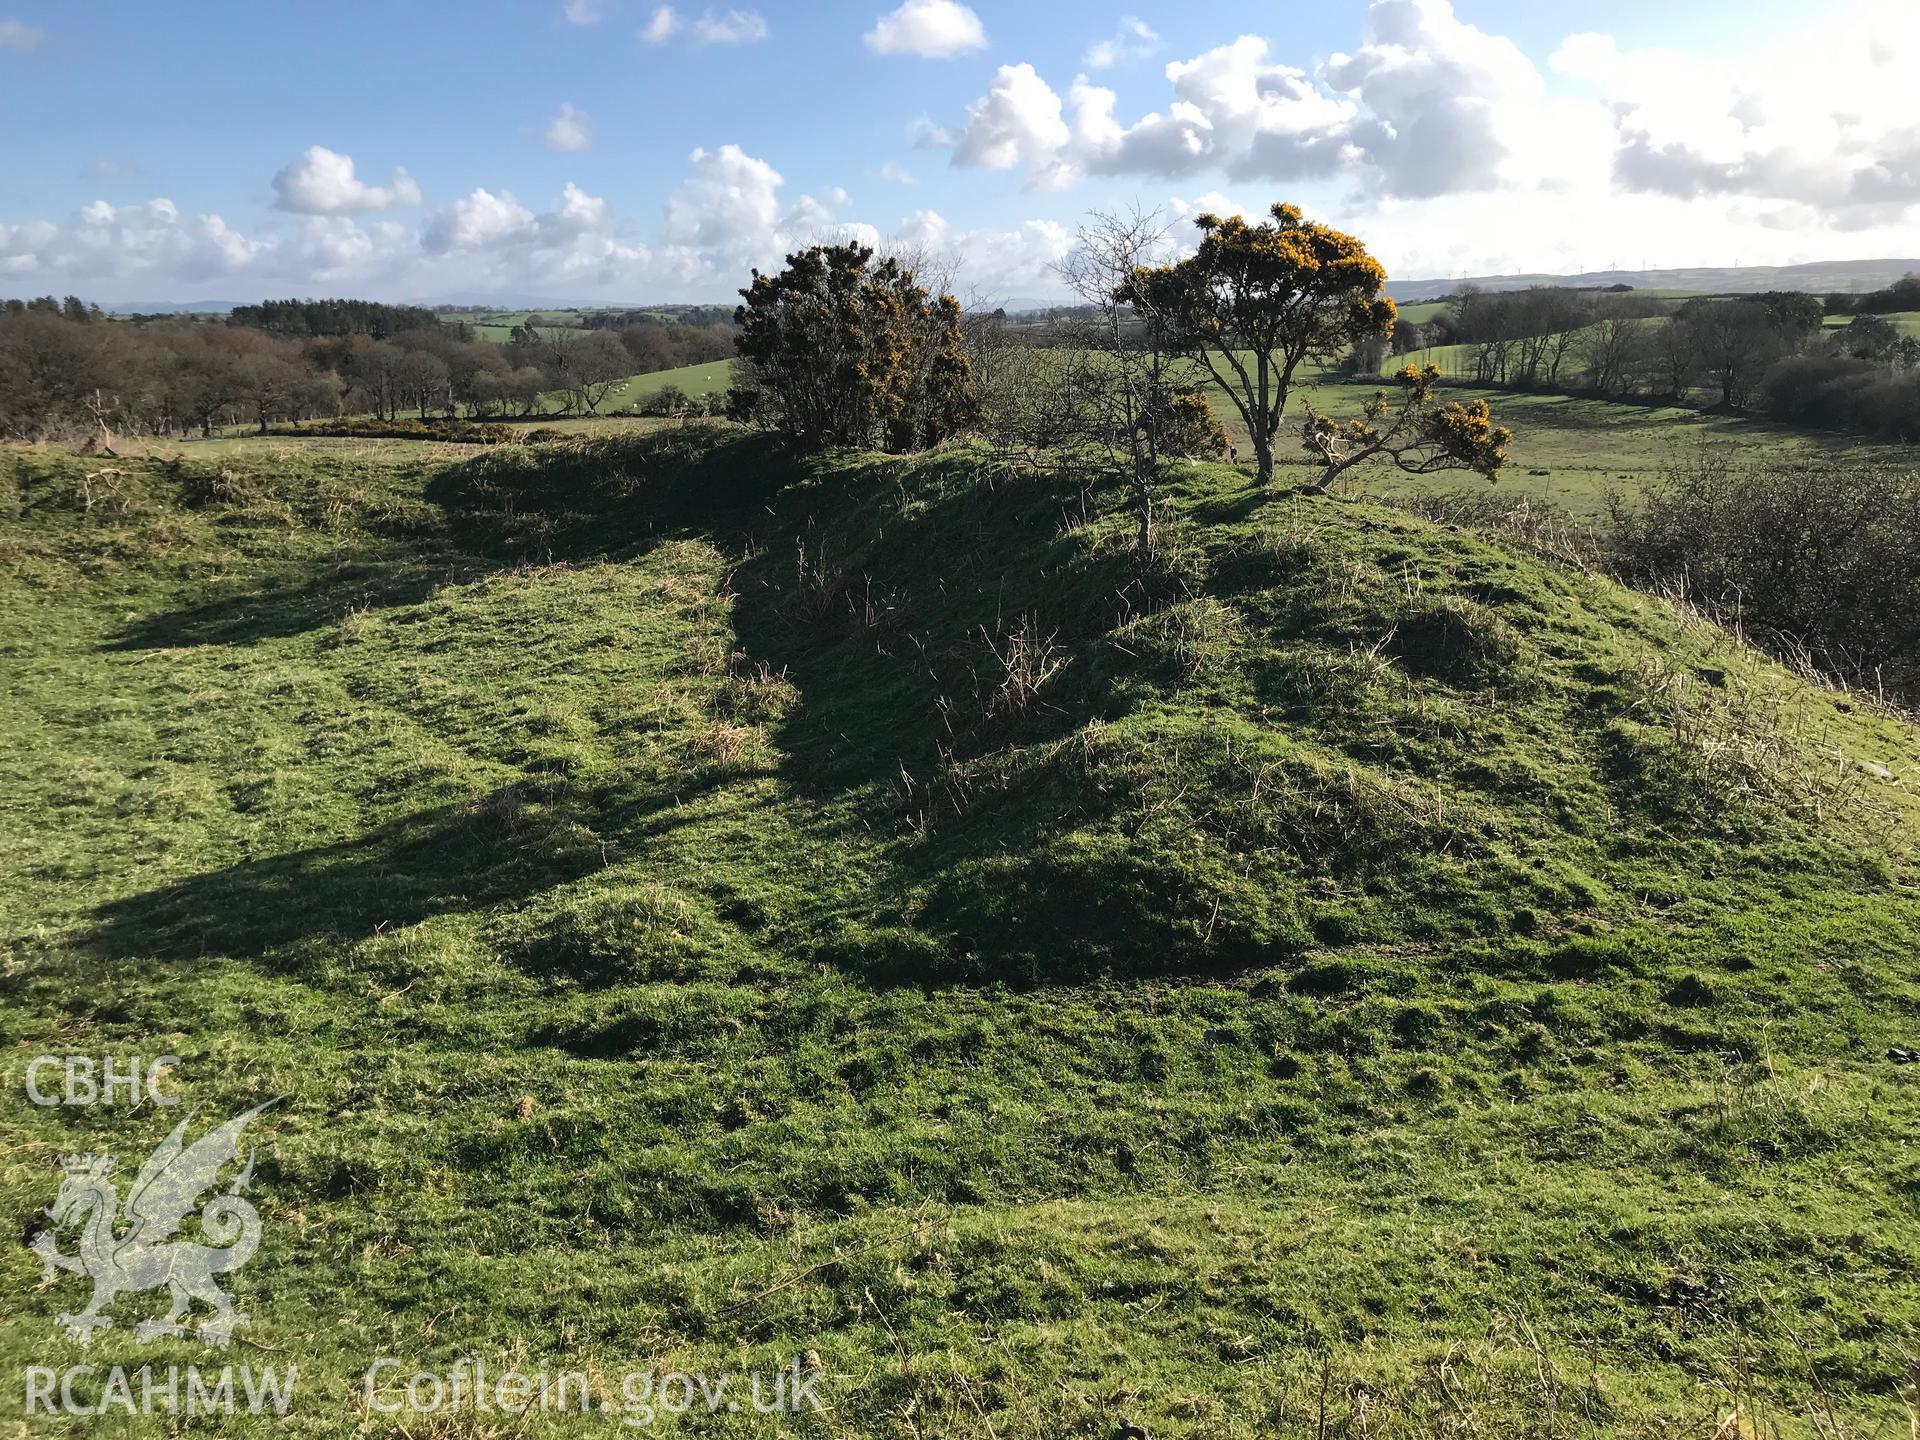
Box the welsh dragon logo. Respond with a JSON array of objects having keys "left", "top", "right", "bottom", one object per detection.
[{"left": 29, "top": 1099, "right": 283, "bottom": 1347}]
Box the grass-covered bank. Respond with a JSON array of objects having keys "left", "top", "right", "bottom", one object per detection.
[{"left": 3, "top": 429, "right": 1920, "bottom": 1436}]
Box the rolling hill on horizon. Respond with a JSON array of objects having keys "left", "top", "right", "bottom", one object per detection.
[
  {"left": 69, "top": 257, "right": 1920, "bottom": 321},
  {"left": 1382, "top": 257, "right": 1920, "bottom": 302}
]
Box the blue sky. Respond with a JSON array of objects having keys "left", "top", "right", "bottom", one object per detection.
[{"left": 0, "top": 0, "right": 1911, "bottom": 303}]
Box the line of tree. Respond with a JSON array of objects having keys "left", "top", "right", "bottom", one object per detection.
[
  {"left": 0, "top": 305, "right": 681, "bottom": 440},
  {"left": 3, "top": 295, "right": 107, "bottom": 324},
  {"left": 0, "top": 293, "right": 754, "bottom": 439},
  {"left": 581, "top": 304, "right": 736, "bottom": 331},
  {"left": 1410, "top": 287, "right": 1825, "bottom": 405},
  {"left": 1823, "top": 273, "right": 1920, "bottom": 317},
  {"left": 1388, "top": 284, "right": 1920, "bottom": 438},
  {"left": 227, "top": 298, "right": 447, "bottom": 340},
  {"left": 0, "top": 309, "right": 343, "bottom": 440},
  {"left": 585, "top": 315, "right": 735, "bottom": 373}
]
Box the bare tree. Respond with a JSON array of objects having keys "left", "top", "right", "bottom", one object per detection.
[
  {"left": 348, "top": 341, "right": 406, "bottom": 421},
  {"left": 1654, "top": 313, "right": 1702, "bottom": 399},
  {"left": 1683, "top": 299, "right": 1792, "bottom": 410},
  {"left": 1057, "top": 206, "right": 1181, "bottom": 557},
  {"left": 970, "top": 319, "right": 1110, "bottom": 475},
  {"left": 395, "top": 349, "right": 451, "bottom": 419},
  {"left": 547, "top": 330, "right": 631, "bottom": 415},
  {"left": 1582, "top": 316, "right": 1649, "bottom": 398}
]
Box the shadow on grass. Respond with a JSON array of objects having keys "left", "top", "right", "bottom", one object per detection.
[
  {"left": 109, "top": 425, "right": 795, "bottom": 652},
  {"left": 87, "top": 431, "right": 799, "bottom": 968},
  {"left": 90, "top": 428, "right": 1270, "bottom": 986},
  {"left": 417, "top": 432, "right": 1293, "bottom": 986},
  {"left": 87, "top": 780, "right": 609, "bottom": 962},
  {"left": 709, "top": 452, "right": 1311, "bottom": 984},
  {"left": 109, "top": 559, "right": 449, "bottom": 650}
]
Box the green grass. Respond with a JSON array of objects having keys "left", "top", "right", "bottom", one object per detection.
[
  {"left": 617, "top": 358, "right": 734, "bottom": 401},
  {"left": 531, "top": 359, "right": 737, "bottom": 419},
  {"left": 457, "top": 310, "right": 588, "bottom": 344},
  {"left": 4, "top": 428, "right": 1920, "bottom": 1435},
  {"left": 1385, "top": 311, "right": 1920, "bottom": 373},
  {"left": 1352, "top": 384, "right": 1908, "bottom": 516},
  {"left": 207, "top": 359, "right": 734, "bottom": 439},
  {"left": 1823, "top": 310, "right": 1920, "bottom": 338},
  {"left": 1386, "top": 340, "right": 1479, "bottom": 374},
  {"left": 1269, "top": 362, "right": 1897, "bottom": 517}
]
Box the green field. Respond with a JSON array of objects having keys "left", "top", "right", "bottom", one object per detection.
[
  {"left": 1385, "top": 340, "right": 1479, "bottom": 374},
  {"left": 1188, "top": 358, "right": 1900, "bottom": 516},
  {"left": 456, "top": 309, "right": 596, "bottom": 344},
  {"left": 458, "top": 309, "right": 731, "bottom": 346},
  {"left": 5, "top": 416, "right": 1920, "bottom": 1435},
  {"left": 620, "top": 358, "right": 734, "bottom": 400},
  {"left": 1352, "top": 384, "right": 1904, "bottom": 514},
  {"left": 1392, "top": 312, "right": 1920, "bottom": 387},
  {"left": 1823, "top": 310, "right": 1920, "bottom": 338},
  {"left": 532, "top": 358, "right": 737, "bottom": 418}
]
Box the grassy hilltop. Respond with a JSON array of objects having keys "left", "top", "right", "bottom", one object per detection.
[{"left": 3, "top": 428, "right": 1920, "bottom": 1436}]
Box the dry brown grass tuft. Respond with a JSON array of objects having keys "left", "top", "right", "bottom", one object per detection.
[
  {"left": 984, "top": 616, "right": 1068, "bottom": 718},
  {"left": 687, "top": 721, "right": 757, "bottom": 767}
]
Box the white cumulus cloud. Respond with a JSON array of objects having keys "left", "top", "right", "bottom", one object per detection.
[
  {"left": 0, "top": 198, "right": 274, "bottom": 284},
  {"left": 545, "top": 181, "right": 611, "bottom": 235},
  {"left": 544, "top": 102, "right": 595, "bottom": 152},
  {"left": 893, "top": 209, "right": 1072, "bottom": 300},
  {"left": 694, "top": 9, "right": 766, "bottom": 43},
  {"left": 664, "top": 144, "right": 786, "bottom": 253},
  {"left": 1321, "top": 0, "right": 1541, "bottom": 197},
  {"left": 1084, "top": 17, "right": 1158, "bottom": 71},
  {"left": 641, "top": 5, "right": 680, "bottom": 42},
  {"left": 272, "top": 146, "right": 422, "bottom": 215},
  {"left": 927, "top": 0, "right": 1920, "bottom": 260},
  {"left": 937, "top": 0, "right": 1576, "bottom": 197},
  {"left": 1167, "top": 191, "right": 1245, "bottom": 225},
  {"left": 417, "top": 182, "right": 653, "bottom": 289},
  {"left": 0, "top": 18, "right": 43, "bottom": 52},
  {"left": 643, "top": 5, "right": 765, "bottom": 45},
  {"left": 1551, "top": 0, "right": 1920, "bottom": 225},
  {"left": 865, "top": 0, "right": 986, "bottom": 58},
  {"left": 658, "top": 144, "right": 884, "bottom": 280},
  {"left": 423, "top": 188, "right": 537, "bottom": 252},
  {"left": 16, "top": 0, "right": 1920, "bottom": 301},
  {"left": 952, "top": 64, "right": 1073, "bottom": 186},
  {"left": 3, "top": 154, "right": 1079, "bottom": 302}
]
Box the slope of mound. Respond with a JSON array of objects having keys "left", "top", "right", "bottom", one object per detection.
[
  {"left": 418, "top": 430, "right": 1919, "bottom": 983},
  {"left": 4, "top": 430, "right": 1920, "bottom": 1435}
]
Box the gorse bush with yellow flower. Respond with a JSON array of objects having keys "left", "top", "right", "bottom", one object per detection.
[
  {"left": 1118, "top": 203, "right": 1400, "bottom": 483},
  {"left": 729, "top": 242, "right": 978, "bottom": 453},
  {"left": 1301, "top": 363, "right": 1512, "bottom": 490}
]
